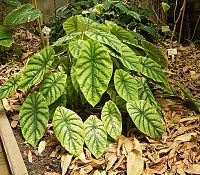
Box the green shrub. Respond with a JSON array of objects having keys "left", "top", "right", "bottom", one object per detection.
[
  {"left": 51, "top": 0, "right": 161, "bottom": 43},
  {"left": 0, "top": 15, "right": 173, "bottom": 158},
  {"left": 0, "top": 1, "right": 42, "bottom": 48}
]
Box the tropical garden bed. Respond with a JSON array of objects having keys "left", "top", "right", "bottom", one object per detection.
[{"left": 0, "top": 1, "right": 200, "bottom": 175}]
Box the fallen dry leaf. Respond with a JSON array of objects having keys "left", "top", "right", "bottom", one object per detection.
[
  {"left": 79, "top": 165, "right": 93, "bottom": 175},
  {"left": 100, "top": 171, "right": 106, "bottom": 175},
  {"left": 127, "top": 149, "right": 144, "bottom": 175},
  {"left": 184, "top": 164, "right": 200, "bottom": 174},
  {"left": 133, "top": 138, "right": 143, "bottom": 154},
  {"left": 21, "top": 51, "right": 33, "bottom": 60},
  {"left": 28, "top": 150, "right": 33, "bottom": 163},
  {"left": 11, "top": 104, "right": 21, "bottom": 111},
  {"left": 117, "top": 136, "right": 126, "bottom": 156},
  {"left": 174, "top": 133, "right": 197, "bottom": 142},
  {"left": 123, "top": 138, "right": 134, "bottom": 155},
  {"left": 113, "top": 154, "right": 125, "bottom": 170},
  {"left": 38, "top": 140, "right": 46, "bottom": 154},
  {"left": 11, "top": 115, "right": 19, "bottom": 121},
  {"left": 44, "top": 172, "right": 60, "bottom": 175},
  {"left": 177, "top": 166, "right": 186, "bottom": 175},
  {"left": 61, "top": 154, "right": 73, "bottom": 175},
  {"left": 2, "top": 98, "right": 11, "bottom": 111},
  {"left": 105, "top": 152, "right": 117, "bottom": 171},
  {"left": 11, "top": 120, "right": 18, "bottom": 128},
  {"left": 93, "top": 170, "right": 101, "bottom": 175}
]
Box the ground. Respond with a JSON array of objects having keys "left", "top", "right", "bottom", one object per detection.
[{"left": 0, "top": 28, "right": 199, "bottom": 175}]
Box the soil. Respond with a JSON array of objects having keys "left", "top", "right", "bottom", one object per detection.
[{"left": 12, "top": 127, "right": 61, "bottom": 175}]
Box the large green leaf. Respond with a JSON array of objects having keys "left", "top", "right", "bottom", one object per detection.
[
  {"left": 0, "top": 25, "right": 14, "bottom": 47},
  {"left": 78, "top": 15, "right": 100, "bottom": 29},
  {"left": 116, "top": 43, "right": 138, "bottom": 67},
  {"left": 53, "top": 107, "right": 84, "bottom": 156},
  {"left": 115, "top": 2, "right": 141, "bottom": 21},
  {"left": 3, "top": 0, "right": 21, "bottom": 6},
  {"left": 69, "top": 40, "right": 84, "bottom": 58},
  {"left": 138, "top": 56, "right": 169, "bottom": 84},
  {"left": 178, "top": 83, "right": 200, "bottom": 112},
  {"left": 19, "top": 92, "right": 49, "bottom": 147},
  {"left": 126, "top": 100, "right": 164, "bottom": 138},
  {"left": 53, "top": 32, "right": 81, "bottom": 46},
  {"left": 141, "top": 40, "right": 168, "bottom": 68},
  {"left": 114, "top": 69, "right": 138, "bottom": 102},
  {"left": 155, "top": 81, "right": 175, "bottom": 95},
  {"left": 101, "top": 100, "right": 122, "bottom": 140},
  {"left": 136, "top": 77, "right": 159, "bottom": 108},
  {"left": 63, "top": 15, "right": 105, "bottom": 34},
  {"left": 119, "top": 54, "right": 168, "bottom": 84},
  {"left": 105, "top": 21, "right": 138, "bottom": 45},
  {"left": 84, "top": 115, "right": 107, "bottom": 159},
  {"left": 63, "top": 16, "right": 80, "bottom": 34},
  {"left": 63, "top": 15, "right": 97, "bottom": 34},
  {"left": 0, "top": 74, "right": 21, "bottom": 99},
  {"left": 4, "top": 4, "right": 41, "bottom": 25},
  {"left": 39, "top": 72, "right": 67, "bottom": 105},
  {"left": 19, "top": 46, "right": 54, "bottom": 90},
  {"left": 138, "top": 25, "right": 161, "bottom": 41},
  {"left": 75, "top": 40, "right": 113, "bottom": 107},
  {"left": 85, "top": 29, "right": 122, "bottom": 54}
]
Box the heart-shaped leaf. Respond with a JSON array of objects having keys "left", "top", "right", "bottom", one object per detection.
[
  {"left": 19, "top": 92, "right": 49, "bottom": 147},
  {"left": 141, "top": 40, "right": 168, "bottom": 68},
  {"left": 3, "top": 0, "right": 21, "bottom": 6},
  {"left": 101, "top": 100, "right": 122, "bottom": 140},
  {"left": 136, "top": 77, "right": 159, "bottom": 109},
  {"left": 126, "top": 100, "right": 164, "bottom": 138},
  {"left": 116, "top": 43, "right": 139, "bottom": 68},
  {"left": 39, "top": 72, "right": 67, "bottom": 105},
  {"left": 114, "top": 69, "right": 138, "bottom": 102},
  {"left": 75, "top": 39, "right": 113, "bottom": 107},
  {"left": 69, "top": 40, "right": 84, "bottom": 58},
  {"left": 138, "top": 56, "right": 169, "bottom": 84},
  {"left": 19, "top": 46, "right": 54, "bottom": 90},
  {"left": 0, "top": 25, "right": 14, "bottom": 47},
  {"left": 84, "top": 115, "right": 107, "bottom": 158},
  {"left": 119, "top": 54, "right": 168, "bottom": 84},
  {"left": 105, "top": 21, "right": 137, "bottom": 45},
  {"left": 85, "top": 29, "right": 122, "bottom": 54},
  {"left": 53, "top": 32, "right": 81, "bottom": 46},
  {"left": 0, "top": 74, "right": 21, "bottom": 99},
  {"left": 115, "top": 2, "right": 141, "bottom": 21},
  {"left": 53, "top": 107, "right": 84, "bottom": 156},
  {"left": 63, "top": 15, "right": 86, "bottom": 34},
  {"left": 4, "top": 4, "right": 41, "bottom": 25}
]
